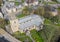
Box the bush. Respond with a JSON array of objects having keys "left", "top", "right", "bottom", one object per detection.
[
  {"left": 30, "top": 30, "right": 44, "bottom": 42},
  {"left": 0, "top": 18, "right": 6, "bottom": 28},
  {"left": 12, "top": 31, "right": 32, "bottom": 42}
]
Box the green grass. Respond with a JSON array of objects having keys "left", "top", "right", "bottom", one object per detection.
[
  {"left": 43, "top": 2, "right": 57, "bottom": 4},
  {"left": 38, "top": 25, "right": 57, "bottom": 42},
  {"left": 12, "top": 31, "right": 32, "bottom": 42},
  {"left": 57, "top": 7, "right": 60, "bottom": 10},
  {"left": 17, "top": 14, "right": 27, "bottom": 18},
  {"left": 54, "top": 23, "right": 60, "bottom": 26},
  {"left": 5, "top": 20, "right": 10, "bottom": 25},
  {"left": 44, "top": 19, "right": 52, "bottom": 24},
  {"left": 48, "top": 2, "right": 57, "bottom": 4},
  {"left": 0, "top": 18, "right": 6, "bottom": 28},
  {"left": 30, "top": 29, "right": 44, "bottom": 42},
  {"left": 15, "top": 2, "right": 20, "bottom": 5}
]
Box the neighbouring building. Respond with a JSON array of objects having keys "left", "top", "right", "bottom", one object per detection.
[
  {"left": 24, "top": 0, "right": 39, "bottom": 6},
  {"left": 1, "top": 1, "right": 23, "bottom": 19},
  {"left": 44, "top": 5, "right": 58, "bottom": 16},
  {"left": 50, "top": 6, "right": 58, "bottom": 16},
  {"left": 1, "top": 2, "right": 16, "bottom": 14},
  {"left": 51, "top": 9, "right": 58, "bottom": 16}
]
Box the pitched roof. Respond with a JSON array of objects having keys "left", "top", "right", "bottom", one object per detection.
[{"left": 18, "top": 15, "right": 44, "bottom": 30}]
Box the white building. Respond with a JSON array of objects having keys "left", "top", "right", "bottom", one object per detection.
[
  {"left": 6, "top": 14, "right": 44, "bottom": 33},
  {"left": 0, "top": 12, "right": 3, "bottom": 18},
  {"left": 1, "top": 1, "right": 23, "bottom": 19},
  {"left": 2, "top": 2, "right": 16, "bottom": 14},
  {"left": 18, "top": 15, "right": 44, "bottom": 33}
]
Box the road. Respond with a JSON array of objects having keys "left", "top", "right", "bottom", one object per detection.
[
  {"left": 26, "top": 31, "right": 35, "bottom": 42},
  {"left": 0, "top": 28, "right": 21, "bottom": 42}
]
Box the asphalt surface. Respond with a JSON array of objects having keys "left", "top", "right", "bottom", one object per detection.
[{"left": 0, "top": 28, "right": 21, "bottom": 42}]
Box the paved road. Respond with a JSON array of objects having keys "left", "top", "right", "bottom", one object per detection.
[
  {"left": 26, "top": 31, "right": 35, "bottom": 42},
  {"left": 0, "top": 28, "right": 21, "bottom": 42}
]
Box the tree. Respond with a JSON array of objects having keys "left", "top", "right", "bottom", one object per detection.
[
  {"left": 50, "top": 15, "right": 60, "bottom": 23},
  {"left": 44, "top": 5, "right": 53, "bottom": 19},
  {"left": 22, "top": 6, "right": 32, "bottom": 15},
  {"left": 52, "top": 0, "right": 58, "bottom": 2},
  {"left": 21, "top": 0, "right": 24, "bottom": 3},
  {"left": 0, "top": 0, "right": 3, "bottom": 6},
  {"left": 33, "top": 6, "right": 45, "bottom": 16},
  {"left": 0, "top": 18, "right": 6, "bottom": 28},
  {"left": 38, "top": 6, "right": 45, "bottom": 16},
  {"left": 38, "top": 0, "right": 44, "bottom": 4}
]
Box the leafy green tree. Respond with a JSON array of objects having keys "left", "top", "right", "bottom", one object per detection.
[
  {"left": 0, "top": 18, "right": 6, "bottom": 28},
  {"left": 21, "top": 0, "right": 24, "bottom": 3},
  {"left": 0, "top": 0, "right": 3, "bottom": 6},
  {"left": 37, "top": 6, "right": 45, "bottom": 16},
  {"left": 52, "top": 0, "right": 58, "bottom": 2},
  {"left": 50, "top": 15, "right": 60, "bottom": 23},
  {"left": 38, "top": 0, "right": 44, "bottom": 4},
  {"left": 22, "top": 6, "right": 32, "bottom": 15},
  {"left": 33, "top": 6, "right": 45, "bottom": 16},
  {"left": 44, "top": 5, "right": 53, "bottom": 19}
]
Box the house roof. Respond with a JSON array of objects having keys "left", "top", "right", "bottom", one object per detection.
[{"left": 18, "top": 14, "right": 44, "bottom": 30}]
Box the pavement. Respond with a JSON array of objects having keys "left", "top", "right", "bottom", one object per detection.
[
  {"left": 0, "top": 28, "right": 21, "bottom": 42},
  {"left": 26, "top": 31, "right": 35, "bottom": 42}
]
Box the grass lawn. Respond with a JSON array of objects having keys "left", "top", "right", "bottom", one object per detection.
[
  {"left": 54, "top": 23, "right": 60, "bottom": 26},
  {"left": 30, "top": 29, "right": 44, "bottom": 42},
  {"left": 57, "top": 7, "right": 60, "bottom": 10},
  {"left": 43, "top": 1, "right": 57, "bottom": 4},
  {"left": 15, "top": 2, "right": 20, "bottom": 6},
  {"left": 44, "top": 19, "right": 52, "bottom": 24},
  {"left": 17, "top": 14, "right": 27, "bottom": 18},
  {"left": 12, "top": 31, "right": 32, "bottom": 42},
  {"left": 48, "top": 2, "right": 57, "bottom": 4},
  {"left": 0, "top": 18, "right": 6, "bottom": 28},
  {"left": 44, "top": 15, "right": 60, "bottom": 26}
]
